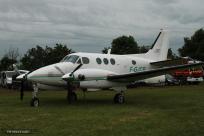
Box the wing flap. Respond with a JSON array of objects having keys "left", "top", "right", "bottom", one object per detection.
[{"left": 107, "top": 63, "right": 203, "bottom": 82}]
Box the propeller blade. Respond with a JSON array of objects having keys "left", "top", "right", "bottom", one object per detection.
[
  {"left": 19, "top": 72, "right": 31, "bottom": 101},
  {"left": 54, "top": 65, "right": 65, "bottom": 75},
  {"left": 65, "top": 64, "right": 83, "bottom": 103},
  {"left": 70, "top": 64, "right": 83, "bottom": 76},
  {"left": 61, "top": 64, "right": 83, "bottom": 81}
]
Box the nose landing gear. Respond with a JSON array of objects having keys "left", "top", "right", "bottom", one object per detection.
[
  {"left": 30, "top": 97, "right": 40, "bottom": 107},
  {"left": 30, "top": 83, "right": 40, "bottom": 107}
]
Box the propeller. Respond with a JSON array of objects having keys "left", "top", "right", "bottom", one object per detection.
[
  {"left": 54, "top": 64, "right": 83, "bottom": 81},
  {"left": 20, "top": 76, "right": 25, "bottom": 100},
  {"left": 12, "top": 64, "right": 26, "bottom": 101},
  {"left": 17, "top": 72, "right": 31, "bottom": 101},
  {"left": 54, "top": 64, "right": 83, "bottom": 103},
  {"left": 54, "top": 65, "right": 65, "bottom": 75},
  {"left": 70, "top": 64, "right": 83, "bottom": 77},
  {"left": 20, "top": 73, "right": 27, "bottom": 100}
]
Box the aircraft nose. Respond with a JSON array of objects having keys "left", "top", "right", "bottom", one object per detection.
[
  {"left": 27, "top": 64, "right": 58, "bottom": 81},
  {"left": 27, "top": 62, "right": 75, "bottom": 83},
  {"left": 27, "top": 67, "right": 46, "bottom": 82}
]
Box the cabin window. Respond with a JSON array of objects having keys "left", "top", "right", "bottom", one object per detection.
[
  {"left": 82, "top": 57, "right": 90, "bottom": 64},
  {"left": 110, "top": 58, "right": 115, "bottom": 65},
  {"left": 103, "top": 58, "right": 109, "bottom": 65},
  {"left": 96, "top": 58, "right": 102, "bottom": 64},
  {"left": 132, "top": 60, "right": 136, "bottom": 65}
]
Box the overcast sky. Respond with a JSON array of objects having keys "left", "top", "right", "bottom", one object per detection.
[{"left": 0, "top": 0, "right": 203, "bottom": 58}]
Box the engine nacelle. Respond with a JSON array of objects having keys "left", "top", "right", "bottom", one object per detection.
[
  {"left": 73, "top": 69, "right": 120, "bottom": 88},
  {"left": 143, "top": 75, "right": 166, "bottom": 84},
  {"left": 73, "top": 69, "right": 117, "bottom": 81}
]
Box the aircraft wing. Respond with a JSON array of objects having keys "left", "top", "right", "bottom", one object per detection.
[
  {"left": 150, "top": 58, "right": 188, "bottom": 67},
  {"left": 107, "top": 63, "right": 203, "bottom": 82}
]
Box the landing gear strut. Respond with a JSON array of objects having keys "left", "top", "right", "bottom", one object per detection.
[
  {"left": 114, "top": 93, "right": 125, "bottom": 104},
  {"left": 67, "top": 92, "right": 77, "bottom": 103},
  {"left": 30, "top": 83, "right": 40, "bottom": 107},
  {"left": 67, "top": 82, "right": 77, "bottom": 104}
]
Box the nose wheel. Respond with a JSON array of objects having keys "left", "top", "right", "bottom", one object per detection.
[
  {"left": 30, "top": 83, "right": 40, "bottom": 107},
  {"left": 114, "top": 93, "right": 125, "bottom": 104},
  {"left": 30, "top": 97, "right": 40, "bottom": 107}
]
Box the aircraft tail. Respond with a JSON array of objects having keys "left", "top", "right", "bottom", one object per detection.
[
  {"left": 145, "top": 29, "right": 169, "bottom": 61},
  {"left": 131, "top": 29, "right": 169, "bottom": 62}
]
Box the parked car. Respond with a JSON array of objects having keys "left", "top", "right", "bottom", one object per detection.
[
  {"left": 0, "top": 70, "right": 29, "bottom": 89},
  {"left": 0, "top": 71, "right": 16, "bottom": 88}
]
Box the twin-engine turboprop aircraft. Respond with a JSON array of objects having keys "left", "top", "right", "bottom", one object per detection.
[{"left": 17, "top": 29, "right": 203, "bottom": 107}]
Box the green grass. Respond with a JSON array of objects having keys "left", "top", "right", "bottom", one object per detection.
[{"left": 0, "top": 84, "right": 204, "bottom": 136}]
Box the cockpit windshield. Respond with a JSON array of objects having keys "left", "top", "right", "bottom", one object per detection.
[{"left": 60, "top": 55, "right": 79, "bottom": 63}]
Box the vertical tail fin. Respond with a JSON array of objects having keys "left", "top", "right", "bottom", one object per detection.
[{"left": 145, "top": 29, "right": 169, "bottom": 61}]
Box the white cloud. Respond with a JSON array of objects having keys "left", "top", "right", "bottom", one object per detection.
[{"left": 0, "top": 0, "right": 203, "bottom": 57}]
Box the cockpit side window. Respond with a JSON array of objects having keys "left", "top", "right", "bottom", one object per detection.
[
  {"left": 66, "top": 55, "right": 79, "bottom": 63},
  {"left": 61, "top": 55, "right": 79, "bottom": 63},
  {"left": 60, "top": 55, "right": 70, "bottom": 62}
]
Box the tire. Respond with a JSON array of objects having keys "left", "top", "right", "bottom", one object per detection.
[
  {"left": 114, "top": 93, "right": 125, "bottom": 104},
  {"left": 8, "top": 85, "right": 12, "bottom": 89},
  {"left": 30, "top": 98, "right": 40, "bottom": 107}
]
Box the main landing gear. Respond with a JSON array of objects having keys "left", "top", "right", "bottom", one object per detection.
[
  {"left": 112, "top": 87, "right": 126, "bottom": 104},
  {"left": 30, "top": 83, "right": 40, "bottom": 107},
  {"left": 67, "top": 91, "right": 77, "bottom": 103},
  {"left": 114, "top": 92, "right": 125, "bottom": 104}
]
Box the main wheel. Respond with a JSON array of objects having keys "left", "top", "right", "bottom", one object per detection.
[
  {"left": 114, "top": 93, "right": 125, "bottom": 104},
  {"left": 67, "top": 92, "right": 77, "bottom": 104},
  {"left": 30, "top": 97, "right": 40, "bottom": 107}
]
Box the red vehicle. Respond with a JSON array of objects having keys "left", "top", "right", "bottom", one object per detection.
[
  {"left": 173, "top": 69, "right": 203, "bottom": 84},
  {"left": 174, "top": 69, "right": 203, "bottom": 77}
]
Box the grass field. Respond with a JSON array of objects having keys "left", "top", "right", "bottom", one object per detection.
[{"left": 0, "top": 84, "right": 204, "bottom": 136}]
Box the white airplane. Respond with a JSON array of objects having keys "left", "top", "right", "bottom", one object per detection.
[{"left": 17, "top": 29, "right": 203, "bottom": 107}]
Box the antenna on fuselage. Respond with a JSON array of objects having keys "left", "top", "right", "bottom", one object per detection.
[{"left": 107, "top": 49, "right": 111, "bottom": 54}]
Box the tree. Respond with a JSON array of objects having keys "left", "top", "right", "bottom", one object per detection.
[
  {"left": 111, "top": 36, "right": 139, "bottom": 54},
  {"left": 0, "top": 47, "right": 19, "bottom": 71},
  {"left": 178, "top": 28, "right": 204, "bottom": 61},
  {"left": 167, "top": 48, "right": 178, "bottom": 60},
  {"left": 45, "top": 43, "right": 74, "bottom": 65},
  {"left": 0, "top": 56, "right": 17, "bottom": 71},
  {"left": 7, "top": 47, "right": 19, "bottom": 61},
  {"left": 20, "top": 44, "right": 74, "bottom": 70},
  {"left": 139, "top": 46, "right": 149, "bottom": 53},
  {"left": 102, "top": 35, "right": 153, "bottom": 54},
  {"left": 20, "top": 45, "right": 47, "bottom": 70}
]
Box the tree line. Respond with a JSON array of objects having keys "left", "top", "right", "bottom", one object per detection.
[
  {"left": 0, "top": 44, "right": 73, "bottom": 71},
  {"left": 0, "top": 28, "right": 203, "bottom": 71}
]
